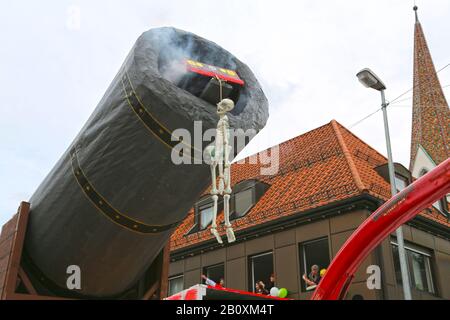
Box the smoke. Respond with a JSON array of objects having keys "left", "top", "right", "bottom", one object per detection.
[
  {"left": 152, "top": 28, "right": 197, "bottom": 85},
  {"left": 148, "top": 27, "right": 248, "bottom": 114},
  {"left": 161, "top": 60, "right": 187, "bottom": 83},
  {"left": 151, "top": 27, "right": 237, "bottom": 85}
]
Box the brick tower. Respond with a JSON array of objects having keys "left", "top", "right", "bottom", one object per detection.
[{"left": 409, "top": 6, "right": 450, "bottom": 179}]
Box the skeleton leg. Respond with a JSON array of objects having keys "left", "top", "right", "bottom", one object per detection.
[
  {"left": 224, "top": 145, "right": 232, "bottom": 194},
  {"left": 224, "top": 193, "right": 235, "bottom": 243},
  {"left": 223, "top": 143, "right": 235, "bottom": 242},
  {"left": 210, "top": 194, "right": 222, "bottom": 244},
  {"left": 210, "top": 159, "right": 218, "bottom": 195},
  {"left": 217, "top": 154, "right": 225, "bottom": 194},
  {"left": 214, "top": 132, "right": 225, "bottom": 195},
  {"left": 209, "top": 156, "right": 222, "bottom": 243},
  {"left": 223, "top": 180, "right": 236, "bottom": 243}
]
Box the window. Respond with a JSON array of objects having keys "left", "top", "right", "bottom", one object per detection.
[
  {"left": 188, "top": 180, "right": 269, "bottom": 235},
  {"left": 395, "top": 175, "right": 408, "bottom": 192},
  {"left": 199, "top": 203, "right": 214, "bottom": 230},
  {"left": 202, "top": 263, "right": 224, "bottom": 285},
  {"left": 248, "top": 252, "right": 273, "bottom": 293},
  {"left": 231, "top": 180, "right": 269, "bottom": 220},
  {"left": 299, "top": 238, "right": 330, "bottom": 291},
  {"left": 434, "top": 199, "right": 444, "bottom": 212},
  {"left": 234, "top": 188, "right": 253, "bottom": 217},
  {"left": 168, "top": 275, "right": 184, "bottom": 296},
  {"left": 187, "top": 196, "right": 222, "bottom": 235},
  {"left": 419, "top": 169, "right": 447, "bottom": 214},
  {"left": 419, "top": 168, "right": 429, "bottom": 177},
  {"left": 391, "top": 241, "right": 435, "bottom": 294}
]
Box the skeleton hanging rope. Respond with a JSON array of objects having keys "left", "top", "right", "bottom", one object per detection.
[{"left": 205, "top": 97, "right": 236, "bottom": 244}]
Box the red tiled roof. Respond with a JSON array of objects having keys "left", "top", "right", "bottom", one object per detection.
[{"left": 170, "top": 120, "right": 449, "bottom": 251}]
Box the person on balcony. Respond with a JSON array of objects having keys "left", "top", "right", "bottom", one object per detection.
[
  {"left": 201, "top": 274, "right": 224, "bottom": 288},
  {"left": 302, "top": 264, "right": 321, "bottom": 290}
]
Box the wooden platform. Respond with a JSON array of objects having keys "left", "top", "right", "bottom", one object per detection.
[
  {"left": 0, "top": 201, "right": 169, "bottom": 300},
  {"left": 0, "top": 202, "right": 42, "bottom": 299}
]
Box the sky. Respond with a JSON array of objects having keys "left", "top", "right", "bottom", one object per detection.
[{"left": 0, "top": 0, "right": 449, "bottom": 226}]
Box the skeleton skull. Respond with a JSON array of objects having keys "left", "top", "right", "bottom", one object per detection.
[{"left": 217, "top": 98, "right": 235, "bottom": 114}]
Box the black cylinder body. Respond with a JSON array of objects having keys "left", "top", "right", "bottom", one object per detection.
[{"left": 24, "top": 27, "right": 269, "bottom": 298}]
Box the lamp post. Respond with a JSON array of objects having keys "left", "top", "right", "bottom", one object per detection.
[{"left": 356, "top": 68, "right": 412, "bottom": 300}]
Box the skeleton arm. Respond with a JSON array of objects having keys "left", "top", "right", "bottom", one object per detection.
[{"left": 223, "top": 118, "right": 231, "bottom": 169}]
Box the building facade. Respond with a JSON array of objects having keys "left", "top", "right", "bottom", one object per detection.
[{"left": 168, "top": 8, "right": 450, "bottom": 300}]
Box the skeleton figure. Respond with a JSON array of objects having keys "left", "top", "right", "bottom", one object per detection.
[{"left": 205, "top": 98, "right": 236, "bottom": 244}]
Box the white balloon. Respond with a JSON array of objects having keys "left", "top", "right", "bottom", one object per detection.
[{"left": 270, "top": 287, "right": 279, "bottom": 297}]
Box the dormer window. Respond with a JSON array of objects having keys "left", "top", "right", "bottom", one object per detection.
[
  {"left": 199, "top": 202, "right": 214, "bottom": 230},
  {"left": 375, "top": 162, "right": 412, "bottom": 193},
  {"left": 234, "top": 188, "right": 253, "bottom": 218},
  {"left": 231, "top": 179, "right": 270, "bottom": 220},
  {"left": 394, "top": 174, "right": 408, "bottom": 193},
  {"left": 186, "top": 180, "right": 269, "bottom": 236},
  {"left": 186, "top": 196, "right": 223, "bottom": 235}
]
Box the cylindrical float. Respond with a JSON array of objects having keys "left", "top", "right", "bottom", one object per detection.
[{"left": 23, "top": 27, "right": 268, "bottom": 298}]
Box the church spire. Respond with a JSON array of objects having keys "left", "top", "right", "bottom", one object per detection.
[
  {"left": 410, "top": 6, "right": 450, "bottom": 174},
  {"left": 413, "top": 5, "right": 419, "bottom": 23}
]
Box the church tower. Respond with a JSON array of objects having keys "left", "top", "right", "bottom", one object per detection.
[
  {"left": 409, "top": 6, "right": 450, "bottom": 214},
  {"left": 409, "top": 6, "right": 450, "bottom": 178}
]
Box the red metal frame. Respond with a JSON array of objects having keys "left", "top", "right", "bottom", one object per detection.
[
  {"left": 208, "top": 285, "right": 289, "bottom": 300},
  {"left": 165, "top": 284, "right": 289, "bottom": 300},
  {"left": 311, "top": 158, "right": 450, "bottom": 300},
  {"left": 187, "top": 67, "right": 245, "bottom": 85},
  {"left": 185, "top": 59, "right": 245, "bottom": 86}
]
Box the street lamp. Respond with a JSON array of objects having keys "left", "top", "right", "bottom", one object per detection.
[{"left": 356, "top": 68, "right": 412, "bottom": 300}]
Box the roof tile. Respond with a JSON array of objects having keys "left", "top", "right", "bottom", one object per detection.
[{"left": 170, "top": 120, "right": 449, "bottom": 251}]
